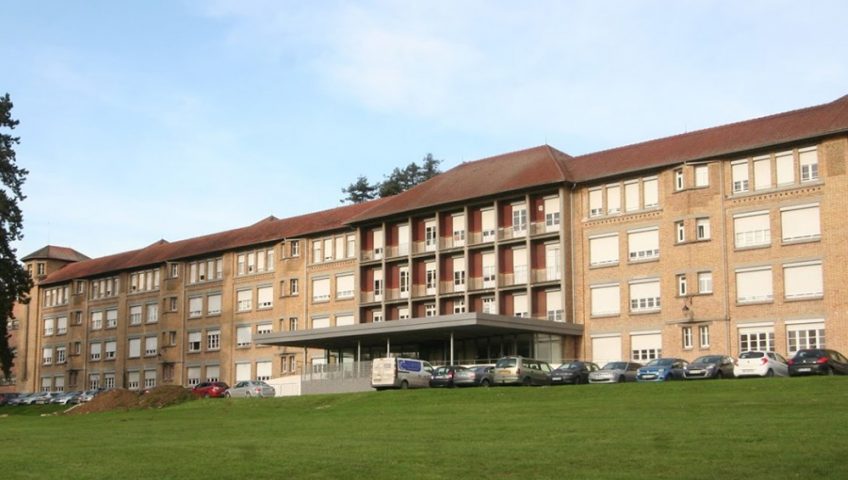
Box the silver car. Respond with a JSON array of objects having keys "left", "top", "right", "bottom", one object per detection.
[
  {"left": 225, "top": 380, "right": 276, "bottom": 398},
  {"left": 589, "top": 361, "right": 642, "bottom": 383}
]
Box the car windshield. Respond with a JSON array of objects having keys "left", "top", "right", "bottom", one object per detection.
[
  {"left": 645, "top": 359, "right": 674, "bottom": 367},
  {"left": 739, "top": 352, "right": 764, "bottom": 359},
  {"left": 795, "top": 350, "right": 826, "bottom": 359},
  {"left": 693, "top": 356, "right": 722, "bottom": 364},
  {"left": 496, "top": 358, "right": 517, "bottom": 368},
  {"left": 602, "top": 362, "right": 627, "bottom": 370},
  {"left": 557, "top": 362, "right": 580, "bottom": 369}
]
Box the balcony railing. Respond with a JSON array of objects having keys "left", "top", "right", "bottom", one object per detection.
[
  {"left": 413, "top": 240, "right": 438, "bottom": 254},
  {"left": 413, "top": 284, "right": 437, "bottom": 297},
  {"left": 360, "top": 248, "right": 384, "bottom": 261},
  {"left": 360, "top": 291, "right": 382, "bottom": 303},
  {"left": 440, "top": 281, "right": 466, "bottom": 294},
  {"left": 532, "top": 267, "right": 561, "bottom": 283},
  {"left": 498, "top": 225, "right": 528, "bottom": 241},
  {"left": 500, "top": 266, "right": 528, "bottom": 287}
]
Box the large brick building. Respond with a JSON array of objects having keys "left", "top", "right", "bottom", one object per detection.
[{"left": 6, "top": 94, "right": 848, "bottom": 393}]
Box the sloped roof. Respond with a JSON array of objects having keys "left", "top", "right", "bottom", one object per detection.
[
  {"left": 349, "top": 145, "right": 574, "bottom": 223},
  {"left": 41, "top": 198, "right": 388, "bottom": 285},
  {"left": 569, "top": 94, "right": 848, "bottom": 182},
  {"left": 21, "top": 245, "right": 89, "bottom": 263}
]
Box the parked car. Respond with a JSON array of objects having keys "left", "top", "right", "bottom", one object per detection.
[
  {"left": 192, "top": 382, "right": 230, "bottom": 398},
  {"left": 493, "top": 356, "right": 552, "bottom": 386},
  {"left": 589, "top": 361, "right": 642, "bottom": 383},
  {"left": 225, "top": 380, "right": 276, "bottom": 398},
  {"left": 788, "top": 349, "right": 848, "bottom": 376},
  {"left": 371, "top": 357, "right": 434, "bottom": 390},
  {"left": 51, "top": 391, "right": 82, "bottom": 405},
  {"left": 452, "top": 365, "right": 495, "bottom": 387},
  {"left": 7, "top": 393, "right": 33, "bottom": 406},
  {"left": 551, "top": 361, "right": 600, "bottom": 385},
  {"left": 734, "top": 351, "right": 788, "bottom": 378},
  {"left": 636, "top": 358, "right": 689, "bottom": 382},
  {"left": 78, "top": 389, "right": 103, "bottom": 403},
  {"left": 683, "top": 355, "right": 735, "bottom": 380},
  {"left": 430, "top": 366, "right": 469, "bottom": 388},
  {"left": 18, "top": 392, "right": 49, "bottom": 405},
  {"left": 0, "top": 392, "right": 20, "bottom": 406}
]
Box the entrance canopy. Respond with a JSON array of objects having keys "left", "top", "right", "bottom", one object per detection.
[{"left": 255, "top": 312, "right": 583, "bottom": 350}]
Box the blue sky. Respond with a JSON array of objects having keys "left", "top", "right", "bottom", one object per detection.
[{"left": 3, "top": 0, "right": 847, "bottom": 260}]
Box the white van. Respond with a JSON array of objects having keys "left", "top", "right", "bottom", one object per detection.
[{"left": 371, "top": 357, "right": 434, "bottom": 390}]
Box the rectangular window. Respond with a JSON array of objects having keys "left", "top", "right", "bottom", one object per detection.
[
  {"left": 129, "top": 305, "right": 142, "bottom": 325},
  {"left": 206, "top": 365, "right": 220, "bottom": 383},
  {"left": 426, "top": 303, "right": 438, "bottom": 317},
  {"left": 799, "top": 147, "right": 819, "bottom": 182},
  {"left": 235, "top": 363, "right": 251, "bottom": 382},
  {"left": 513, "top": 294, "right": 527, "bottom": 318},
  {"left": 189, "top": 297, "right": 203, "bottom": 318},
  {"left": 89, "top": 374, "right": 101, "bottom": 390},
  {"left": 753, "top": 156, "right": 771, "bottom": 190},
  {"left": 257, "top": 323, "right": 272, "bottom": 335},
  {"left": 544, "top": 196, "right": 561, "bottom": 229},
  {"left": 207, "top": 329, "right": 221, "bottom": 351},
  {"left": 732, "top": 161, "right": 749, "bottom": 193},
  {"left": 606, "top": 185, "right": 621, "bottom": 215},
  {"left": 481, "top": 297, "right": 495, "bottom": 315},
  {"left": 512, "top": 204, "right": 527, "bottom": 234},
  {"left": 323, "top": 238, "right": 334, "bottom": 261},
  {"left": 290, "top": 278, "right": 299, "bottom": 296},
  {"left": 346, "top": 235, "right": 356, "bottom": 258},
  {"left": 336, "top": 274, "right": 355, "bottom": 299},
  {"left": 90, "top": 342, "right": 102, "bottom": 361},
  {"left": 105, "top": 341, "right": 116, "bottom": 360},
  {"left": 188, "top": 332, "right": 201, "bottom": 352},
  {"left": 452, "top": 299, "right": 465, "bottom": 315},
  {"left": 776, "top": 151, "right": 795, "bottom": 185},
  {"left": 629, "top": 279, "right": 661, "bottom": 313},
  {"left": 787, "top": 321, "right": 825, "bottom": 355},
  {"left": 739, "top": 327, "right": 774, "bottom": 352},
  {"left": 289, "top": 317, "right": 298, "bottom": 331},
  {"left": 699, "top": 325, "right": 710, "bottom": 348},
  {"left": 643, "top": 177, "right": 658, "bottom": 208},
  {"left": 734, "top": 211, "right": 770, "bottom": 248},
  {"left": 399, "top": 267, "right": 410, "bottom": 298},
  {"left": 312, "top": 240, "right": 322, "bottom": 264},
  {"left": 675, "top": 221, "right": 685, "bottom": 243},
  {"left": 236, "top": 325, "right": 252, "bottom": 347},
  {"left": 145, "top": 336, "right": 157, "bottom": 356},
  {"left": 207, "top": 294, "right": 222, "bottom": 315},
  {"left": 480, "top": 211, "right": 495, "bottom": 242},
  {"left": 698, "top": 272, "right": 713, "bottom": 294},
  {"left": 426, "top": 262, "right": 437, "bottom": 294},
  {"left": 90, "top": 311, "right": 103, "bottom": 330},
  {"left": 313, "top": 316, "right": 330, "bottom": 329},
  {"left": 631, "top": 333, "right": 662, "bottom": 362},
  {"left": 256, "top": 361, "right": 272, "bottom": 382},
  {"left": 453, "top": 257, "right": 466, "bottom": 291},
  {"left": 144, "top": 370, "right": 156, "bottom": 389},
  {"left": 57, "top": 316, "right": 67, "bottom": 335},
  {"left": 312, "top": 278, "right": 330, "bottom": 303},
  {"left": 546, "top": 289, "right": 563, "bottom": 322},
  {"left": 591, "top": 284, "right": 620, "bottom": 316},
  {"left": 674, "top": 169, "right": 684, "bottom": 191},
  {"left": 677, "top": 274, "right": 687, "bottom": 296},
  {"left": 187, "top": 367, "right": 201, "bottom": 387},
  {"left": 628, "top": 229, "right": 659, "bottom": 261},
  {"left": 42, "top": 347, "right": 53, "bottom": 365},
  {"left": 624, "top": 182, "right": 640, "bottom": 212},
  {"left": 336, "top": 314, "right": 355, "bottom": 326},
  {"left": 783, "top": 261, "right": 823, "bottom": 300},
  {"left": 44, "top": 318, "right": 54, "bottom": 336},
  {"left": 128, "top": 338, "right": 141, "bottom": 358},
  {"left": 105, "top": 309, "right": 118, "bottom": 328},
  {"left": 257, "top": 286, "right": 273, "bottom": 309},
  {"left": 781, "top": 204, "right": 820, "bottom": 242},
  {"left": 291, "top": 241, "right": 300, "bottom": 257},
  {"left": 696, "top": 218, "right": 710, "bottom": 240},
  {"left": 590, "top": 234, "right": 619, "bottom": 266},
  {"left": 373, "top": 270, "right": 383, "bottom": 300},
  {"left": 682, "top": 326, "right": 693, "bottom": 349},
  {"left": 452, "top": 215, "right": 466, "bottom": 246},
  {"left": 237, "top": 289, "right": 252, "bottom": 312},
  {"left": 589, "top": 188, "right": 603, "bottom": 217},
  {"left": 694, "top": 165, "right": 709, "bottom": 187},
  {"left": 55, "top": 346, "right": 66, "bottom": 364},
  {"left": 736, "top": 267, "right": 773, "bottom": 304}
]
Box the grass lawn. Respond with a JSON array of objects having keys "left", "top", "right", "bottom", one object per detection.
[{"left": 1, "top": 377, "right": 846, "bottom": 479}]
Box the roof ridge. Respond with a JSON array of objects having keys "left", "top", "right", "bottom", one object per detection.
[
  {"left": 576, "top": 95, "right": 844, "bottom": 160},
  {"left": 542, "top": 144, "right": 574, "bottom": 182}
]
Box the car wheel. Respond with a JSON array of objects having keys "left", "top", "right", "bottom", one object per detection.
[
  {"left": 400, "top": 380, "right": 409, "bottom": 390},
  {"left": 765, "top": 369, "right": 774, "bottom": 378},
  {"left": 480, "top": 379, "right": 490, "bottom": 388},
  {"left": 225, "top": 392, "right": 231, "bottom": 398},
  {"left": 716, "top": 371, "right": 724, "bottom": 380},
  {"left": 827, "top": 367, "right": 835, "bottom": 376},
  {"left": 618, "top": 375, "right": 625, "bottom": 383},
  {"left": 522, "top": 377, "right": 532, "bottom": 387}
]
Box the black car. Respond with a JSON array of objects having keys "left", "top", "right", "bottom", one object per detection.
[
  {"left": 684, "top": 355, "right": 735, "bottom": 380},
  {"left": 452, "top": 366, "right": 495, "bottom": 387},
  {"left": 430, "top": 366, "right": 469, "bottom": 388},
  {"left": 550, "top": 361, "right": 600, "bottom": 385},
  {"left": 788, "top": 349, "right": 848, "bottom": 376}
]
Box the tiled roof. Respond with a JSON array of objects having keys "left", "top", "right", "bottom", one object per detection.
[
  {"left": 40, "top": 199, "right": 388, "bottom": 285},
  {"left": 349, "top": 145, "right": 574, "bottom": 223},
  {"left": 21, "top": 245, "right": 89, "bottom": 263},
  {"left": 569, "top": 94, "right": 848, "bottom": 182}
]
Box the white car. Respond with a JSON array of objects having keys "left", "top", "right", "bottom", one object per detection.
[{"left": 734, "top": 351, "right": 789, "bottom": 378}]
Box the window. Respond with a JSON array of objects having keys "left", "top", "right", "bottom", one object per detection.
[
  {"left": 129, "top": 268, "right": 161, "bottom": 293},
  {"left": 189, "top": 297, "right": 203, "bottom": 318},
  {"left": 166, "top": 297, "right": 178, "bottom": 312},
  {"left": 42, "top": 347, "right": 53, "bottom": 365},
  {"left": 628, "top": 229, "right": 659, "bottom": 261},
  {"left": 144, "top": 370, "right": 156, "bottom": 389},
  {"left": 631, "top": 333, "right": 662, "bottom": 362},
  {"left": 698, "top": 272, "right": 713, "bottom": 294},
  {"left": 37, "top": 263, "right": 46, "bottom": 276},
  {"left": 289, "top": 317, "right": 298, "bottom": 331},
  {"left": 480, "top": 211, "right": 495, "bottom": 242},
  {"left": 589, "top": 188, "right": 603, "bottom": 217},
  {"left": 236, "top": 289, "right": 252, "bottom": 312},
  {"left": 336, "top": 314, "right": 355, "bottom": 326},
  {"left": 188, "top": 258, "right": 223, "bottom": 283},
  {"left": 290, "top": 278, "right": 299, "bottom": 296},
  {"left": 90, "top": 276, "right": 119, "bottom": 300},
  {"left": 336, "top": 274, "right": 354, "bottom": 299},
  {"left": 147, "top": 303, "right": 159, "bottom": 323},
  {"left": 373, "top": 270, "right": 383, "bottom": 300},
  {"left": 144, "top": 337, "right": 157, "bottom": 356},
  {"left": 544, "top": 196, "right": 561, "bottom": 229},
  {"left": 312, "top": 278, "right": 330, "bottom": 303},
  {"left": 105, "top": 341, "right": 116, "bottom": 360},
  {"left": 323, "top": 238, "right": 334, "bottom": 261},
  {"left": 129, "top": 305, "right": 142, "bottom": 325},
  {"left": 236, "top": 326, "right": 251, "bottom": 347},
  {"left": 452, "top": 215, "right": 466, "bottom": 246},
  {"left": 734, "top": 211, "right": 770, "bottom": 248},
  {"left": 257, "top": 361, "right": 272, "bottom": 382},
  {"left": 90, "top": 311, "right": 103, "bottom": 330},
  {"left": 776, "top": 151, "right": 794, "bottom": 185},
  {"left": 235, "top": 363, "right": 251, "bottom": 382},
  {"left": 188, "top": 332, "right": 201, "bottom": 352},
  {"left": 207, "top": 329, "right": 221, "bottom": 351},
  {"left": 425, "top": 221, "right": 438, "bottom": 250},
  {"left": 677, "top": 274, "right": 687, "bottom": 297},
  {"left": 128, "top": 338, "right": 141, "bottom": 358},
  {"left": 783, "top": 261, "right": 823, "bottom": 300},
  {"left": 731, "top": 161, "right": 749, "bottom": 193},
  {"left": 187, "top": 367, "right": 201, "bottom": 387},
  {"left": 643, "top": 177, "right": 659, "bottom": 208},
  {"left": 105, "top": 309, "right": 118, "bottom": 328},
  {"left": 206, "top": 365, "right": 220, "bottom": 383},
  {"left": 696, "top": 218, "right": 710, "bottom": 240},
  {"left": 44, "top": 318, "right": 54, "bottom": 336},
  {"left": 546, "top": 290, "right": 563, "bottom": 322},
  {"left": 313, "top": 316, "right": 330, "bottom": 329},
  {"left": 453, "top": 257, "right": 466, "bottom": 291},
  {"left": 169, "top": 263, "right": 180, "bottom": 278},
  {"left": 674, "top": 169, "right": 684, "bottom": 191},
  {"left": 43, "top": 286, "right": 69, "bottom": 307},
  {"left": 590, "top": 234, "right": 619, "bottom": 266},
  {"left": 699, "top": 325, "right": 710, "bottom": 348},
  {"left": 739, "top": 327, "right": 774, "bottom": 352},
  {"left": 799, "top": 147, "right": 818, "bottom": 182},
  {"left": 753, "top": 156, "right": 771, "bottom": 190},
  {"left": 786, "top": 321, "right": 825, "bottom": 355},
  {"left": 257, "top": 286, "right": 273, "bottom": 309},
  {"left": 629, "top": 279, "right": 661, "bottom": 313},
  {"left": 291, "top": 240, "right": 300, "bottom": 257},
  {"left": 512, "top": 204, "right": 527, "bottom": 234},
  {"left": 481, "top": 297, "right": 495, "bottom": 315},
  {"left": 736, "top": 267, "right": 773, "bottom": 304},
  {"left": 399, "top": 307, "right": 411, "bottom": 319},
  {"left": 346, "top": 235, "right": 356, "bottom": 258},
  {"left": 675, "top": 221, "right": 685, "bottom": 243},
  {"left": 624, "top": 182, "right": 639, "bottom": 212},
  {"left": 73, "top": 311, "right": 82, "bottom": 325},
  {"left": 90, "top": 342, "right": 102, "bottom": 361},
  {"left": 591, "top": 284, "right": 620, "bottom": 316},
  {"left": 694, "top": 165, "right": 709, "bottom": 187},
  {"left": 207, "top": 294, "right": 222, "bottom": 315},
  {"left": 373, "top": 310, "right": 383, "bottom": 323},
  {"left": 56, "top": 346, "right": 66, "bottom": 364},
  {"left": 312, "top": 240, "right": 322, "bottom": 264},
  {"left": 781, "top": 204, "right": 820, "bottom": 242},
  {"left": 606, "top": 186, "right": 621, "bottom": 215},
  {"left": 682, "top": 326, "right": 693, "bottom": 349},
  {"left": 450, "top": 299, "right": 465, "bottom": 315},
  {"left": 426, "top": 263, "right": 437, "bottom": 294},
  {"left": 89, "top": 374, "right": 101, "bottom": 390},
  {"left": 426, "top": 303, "right": 438, "bottom": 317},
  {"left": 513, "top": 294, "right": 527, "bottom": 317}
]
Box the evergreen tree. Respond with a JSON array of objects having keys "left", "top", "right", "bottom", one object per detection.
[
  {"left": 0, "top": 93, "right": 33, "bottom": 381},
  {"left": 340, "top": 175, "right": 378, "bottom": 204},
  {"left": 342, "top": 153, "right": 443, "bottom": 203}
]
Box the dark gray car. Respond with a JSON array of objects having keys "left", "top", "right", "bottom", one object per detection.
[
  {"left": 684, "top": 355, "right": 735, "bottom": 379},
  {"left": 453, "top": 365, "right": 495, "bottom": 387}
]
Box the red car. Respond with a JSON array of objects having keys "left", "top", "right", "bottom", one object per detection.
[{"left": 191, "top": 382, "right": 230, "bottom": 398}]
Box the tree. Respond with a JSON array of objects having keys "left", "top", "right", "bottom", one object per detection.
[
  {"left": 340, "top": 175, "right": 378, "bottom": 204},
  {"left": 0, "top": 93, "right": 33, "bottom": 381},
  {"left": 342, "top": 153, "right": 443, "bottom": 203}
]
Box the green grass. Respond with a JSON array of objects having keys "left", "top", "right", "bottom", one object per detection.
[{"left": 1, "top": 378, "right": 847, "bottom": 479}]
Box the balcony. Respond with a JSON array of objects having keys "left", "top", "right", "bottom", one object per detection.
[
  {"left": 440, "top": 236, "right": 465, "bottom": 250},
  {"left": 440, "top": 281, "right": 466, "bottom": 294},
  {"left": 360, "top": 248, "right": 384, "bottom": 261},
  {"left": 532, "top": 267, "right": 561, "bottom": 283},
  {"left": 500, "top": 266, "right": 528, "bottom": 287},
  {"left": 469, "top": 230, "right": 496, "bottom": 245},
  {"left": 360, "top": 291, "right": 382, "bottom": 304},
  {"left": 385, "top": 243, "right": 410, "bottom": 258},
  {"left": 531, "top": 221, "right": 560, "bottom": 236},
  {"left": 413, "top": 284, "right": 437, "bottom": 297},
  {"left": 498, "top": 225, "right": 528, "bottom": 241},
  {"left": 413, "top": 240, "right": 438, "bottom": 254}
]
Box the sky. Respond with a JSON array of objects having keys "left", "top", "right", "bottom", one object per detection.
[{"left": 3, "top": 0, "right": 848, "bottom": 260}]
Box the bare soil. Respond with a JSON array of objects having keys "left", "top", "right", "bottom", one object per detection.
[{"left": 67, "top": 386, "right": 195, "bottom": 415}]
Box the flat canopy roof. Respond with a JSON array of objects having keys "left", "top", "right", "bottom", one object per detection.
[{"left": 255, "top": 313, "right": 584, "bottom": 350}]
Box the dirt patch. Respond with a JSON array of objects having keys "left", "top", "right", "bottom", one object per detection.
[{"left": 67, "top": 386, "right": 195, "bottom": 415}]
